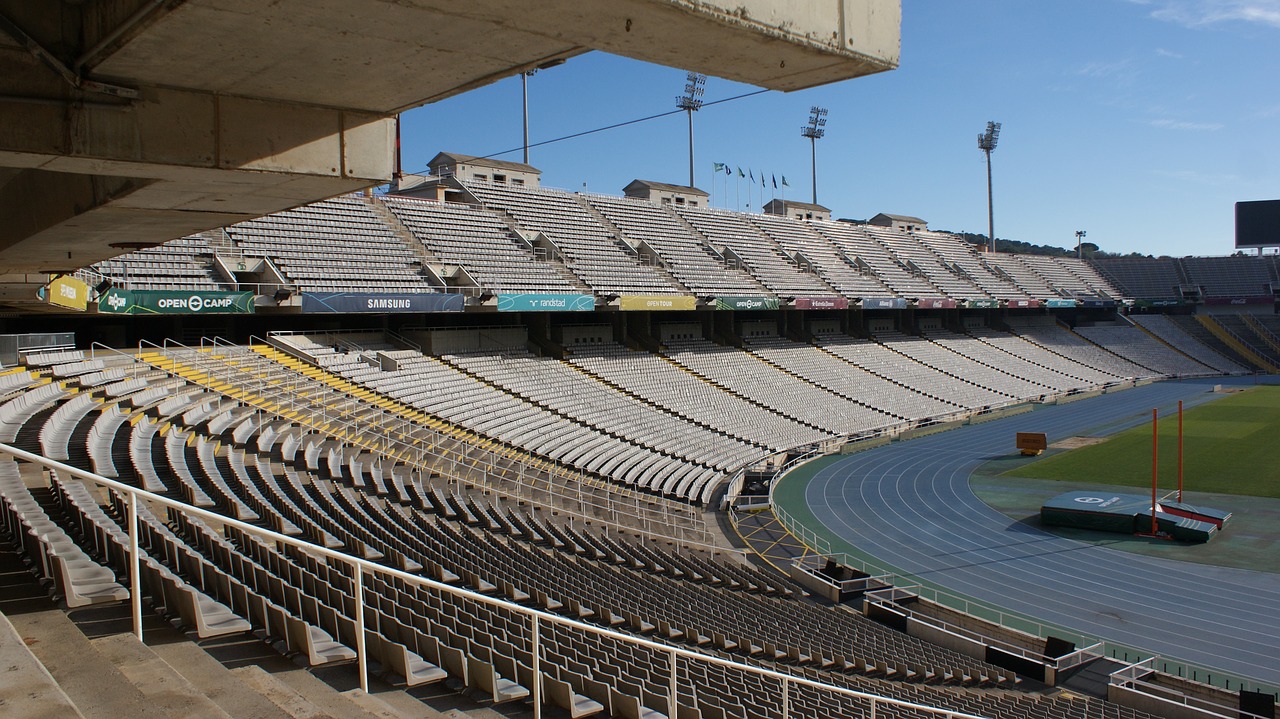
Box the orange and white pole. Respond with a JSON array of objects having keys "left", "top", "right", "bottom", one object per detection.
[
  {"left": 1177, "top": 400, "right": 1184, "bottom": 504},
  {"left": 1151, "top": 408, "right": 1159, "bottom": 536}
]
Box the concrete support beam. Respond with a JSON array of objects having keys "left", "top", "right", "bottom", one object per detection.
[
  {"left": 83, "top": 1, "right": 900, "bottom": 113},
  {"left": 0, "top": 86, "right": 393, "bottom": 272}
]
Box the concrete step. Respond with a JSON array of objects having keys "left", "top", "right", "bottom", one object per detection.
[
  {"left": 146, "top": 634, "right": 296, "bottom": 719},
  {"left": 231, "top": 665, "right": 341, "bottom": 719},
  {"left": 0, "top": 610, "right": 84, "bottom": 719},
  {"left": 270, "top": 666, "right": 403, "bottom": 719},
  {"left": 90, "top": 632, "right": 233, "bottom": 718},
  {"left": 7, "top": 607, "right": 175, "bottom": 719}
]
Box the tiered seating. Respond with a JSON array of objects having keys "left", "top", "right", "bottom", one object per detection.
[
  {"left": 1090, "top": 257, "right": 1184, "bottom": 300},
  {"left": 0, "top": 460, "right": 130, "bottom": 608},
  {"left": 662, "top": 337, "right": 895, "bottom": 437},
  {"left": 983, "top": 254, "right": 1058, "bottom": 299},
  {"left": 583, "top": 194, "right": 764, "bottom": 296},
  {"left": 675, "top": 205, "right": 835, "bottom": 297},
  {"left": 445, "top": 349, "right": 754, "bottom": 497},
  {"left": 818, "top": 333, "right": 1011, "bottom": 410},
  {"left": 1169, "top": 315, "right": 1264, "bottom": 371},
  {"left": 964, "top": 327, "right": 1120, "bottom": 387},
  {"left": 920, "top": 329, "right": 1086, "bottom": 393},
  {"left": 89, "top": 235, "right": 222, "bottom": 291},
  {"left": 1013, "top": 253, "right": 1105, "bottom": 298},
  {"left": 859, "top": 225, "right": 986, "bottom": 300},
  {"left": 872, "top": 331, "right": 1042, "bottom": 402},
  {"left": 565, "top": 342, "right": 834, "bottom": 451},
  {"left": 1129, "top": 315, "right": 1249, "bottom": 374},
  {"left": 1007, "top": 318, "right": 1155, "bottom": 378},
  {"left": 810, "top": 221, "right": 941, "bottom": 298},
  {"left": 1073, "top": 324, "right": 1216, "bottom": 376},
  {"left": 380, "top": 195, "right": 577, "bottom": 293},
  {"left": 743, "top": 335, "right": 958, "bottom": 421},
  {"left": 305, "top": 343, "right": 721, "bottom": 503},
  {"left": 462, "top": 181, "right": 682, "bottom": 295},
  {"left": 1057, "top": 257, "right": 1127, "bottom": 299},
  {"left": 1209, "top": 315, "right": 1280, "bottom": 366},
  {"left": 912, "top": 231, "right": 1029, "bottom": 301},
  {"left": 746, "top": 213, "right": 894, "bottom": 298},
  {"left": 0, "top": 349, "right": 1197, "bottom": 719},
  {"left": 1182, "top": 256, "right": 1275, "bottom": 298},
  {"left": 226, "top": 195, "right": 436, "bottom": 293}
]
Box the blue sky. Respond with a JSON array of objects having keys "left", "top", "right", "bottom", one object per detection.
[{"left": 401, "top": 0, "right": 1279, "bottom": 257}]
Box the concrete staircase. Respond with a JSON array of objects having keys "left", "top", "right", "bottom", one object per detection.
[{"left": 0, "top": 545, "right": 501, "bottom": 719}]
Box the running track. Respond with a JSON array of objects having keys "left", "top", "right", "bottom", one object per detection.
[{"left": 788, "top": 377, "right": 1280, "bottom": 688}]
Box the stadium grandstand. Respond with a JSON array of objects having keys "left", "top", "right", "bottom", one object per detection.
[{"left": 2, "top": 3, "right": 1278, "bottom": 719}]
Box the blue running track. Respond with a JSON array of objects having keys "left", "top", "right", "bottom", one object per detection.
[{"left": 787, "top": 377, "right": 1280, "bottom": 688}]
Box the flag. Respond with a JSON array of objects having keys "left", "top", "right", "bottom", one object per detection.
[
  {"left": 772, "top": 174, "right": 777, "bottom": 189},
  {"left": 748, "top": 169, "right": 754, "bottom": 181},
  {"left": 759, "top": 171, "right": 765, "bottom": 187},
  {"left": 724, "top": 164, "right": 731, "bottom": 175},
  {"left": 781, "top": 175, "right": 790, "bottom": 187},
  {"left": 713, "top": 162, "right": 725, "bottom": 173},
  {"left": 737, "top": 167, "right": 745, "bottom": 178}
]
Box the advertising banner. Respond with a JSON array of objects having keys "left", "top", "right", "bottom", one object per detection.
[
  {"left": 966, "top": 298, "right": 1000, "bottom": 309},
  {"left": 1078, "top": 298, "right": 1115, "bottom": 308},
  {"left": 496, "top": 293, "right": 595, "bottom": 312},
  {"left": 862, "top": 297, "right": 909, "bottom": 310},
  {"left": 714, "top": 296, "right": 781, "bottom": 311},
  {"left": 1203, "top": 295, "right": 1274, "bottom": 306},
  {"left": 45, "top": 276, "right": 89, "bottom": 311},
  {"left": 300, "top": 292, "right": 465, "bottom": 313},
  {"left": 618, "top": 295, "right": 697, "bottom": 311},
  {"left": 1008, "top": 298, "right": 1043, "bottom": 309},
  {"left": 915, "top": 298, "right": 957, "bottom": 309},
  {"left": 98, "top": 288, "right": 255, "bottom": 315},
  {"left": 793, "top": 297, "right": 850, "bottom": 310},
  {"left": 1044, "top": 299, "right": 1077, "bottom": 308}
]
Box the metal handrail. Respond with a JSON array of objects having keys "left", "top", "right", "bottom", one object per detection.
[{"left": 0, "top": 442, "right": 992, "bottom": 719}]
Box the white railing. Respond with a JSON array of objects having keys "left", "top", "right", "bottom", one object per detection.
[
  {"left": 0, "top": 442, "right": 993, "bottom": 719},
  {"left": 1110, "top": 658, "right": 1276, "bottom": 719}
]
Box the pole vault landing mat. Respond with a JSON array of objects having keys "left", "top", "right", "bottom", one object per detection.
[{"left": 1040, "top": 491, "right": 1230, "bottom": 543}]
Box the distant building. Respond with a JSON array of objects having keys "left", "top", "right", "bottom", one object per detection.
[
  {"left": 427, "top": 152, "right": 542, "bottom": 188},
  {"left": 623, "top": 180, "right": 708, "bottom": 207},
  {"left": 765, "top": 199, "right": 831, "bottom": 222},
  {"left": 869, "top": 213, "right": 927, "bottom": 232}
]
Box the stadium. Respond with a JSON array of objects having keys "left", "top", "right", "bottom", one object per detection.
[{"left": 1, "top": 2, "right": 1278, "bottom": 719}]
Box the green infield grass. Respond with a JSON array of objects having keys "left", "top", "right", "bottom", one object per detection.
[{"left": 1002, "top": 386, "right": 1280, "bottom": 499}]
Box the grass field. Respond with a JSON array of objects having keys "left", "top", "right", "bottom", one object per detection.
[{"left": 1003, "top": 386, "right": 1280, "bottom": 499}]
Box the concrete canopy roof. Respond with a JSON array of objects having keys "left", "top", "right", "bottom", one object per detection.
[{"left": 0, "top": 0, "right": 900, "bottom": 281}]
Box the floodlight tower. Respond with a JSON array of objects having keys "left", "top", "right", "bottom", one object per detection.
[
  {"left": 978, "top": 121, "right": 1001, "bottom": 253},
  {"left": 676, "top": 72, "right": 706, "bottom": 187},
  {"left": 521, "top": 58, "right": 565, "bottom": 165},
  {"left": 801, "top": 106, "right": 828, "bottom": 205},
  {"left": 1075, "top": 230, "right": 1087, "bottom": 259}
]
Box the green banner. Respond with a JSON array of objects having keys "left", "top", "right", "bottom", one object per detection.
[
  {"left": 496, "top": 293, "right": 595, "bottom": 312},
  {"left": 98, "top": 288, "right": 255, "bottom": 315},
  {"left": 1045, "top": 298, "right": 1078, "bottom": 308},
  {"left": 714, "top": 296, "right": 781, "bottom": 311},
  {"left": 966, "top": 298, "right": 1000, "bottom": 309}
]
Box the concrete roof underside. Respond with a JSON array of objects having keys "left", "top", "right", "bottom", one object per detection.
[{"left": 0, "top": 0, "right": 900, "bottom": 280}]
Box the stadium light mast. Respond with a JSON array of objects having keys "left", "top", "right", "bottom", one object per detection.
[
  {"left": 801, "top": 106, "right": 828, "bottom": 205},
  {"left": 1075, "top": 230, "right": 1087, "bottom": 259},
  {"left": 978, "top": 121, "right": 1001, "bottom": 253},
  {"left": 521, "top": 59, "right": 565, "bottom": 165},
  {"left": 676, "top": 72, "right": 706, "bottom": 188}
]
